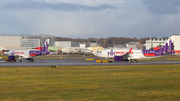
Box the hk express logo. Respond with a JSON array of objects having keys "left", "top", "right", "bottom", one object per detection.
[
  {"left": 11, "top": 50, "right": 15, "bottom": 55},
  {"left": 107, "top": 49, "right": 133, "bottom": 56},
  {"left": 107, "top": 49, "right": 115, "bottom": 56}
]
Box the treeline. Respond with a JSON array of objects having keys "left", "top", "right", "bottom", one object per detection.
[{"left": 55, "top": 37, "right": 168, "bottom": 47}]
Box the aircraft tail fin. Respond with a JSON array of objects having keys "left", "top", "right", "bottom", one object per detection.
[
  {"left": 40, "top": 39, "right": 50, "bottom": 55},
  {"left": 156, "top": 39, "right": 175, "bottom": 55},
  {"left": 2, "top": 49, "right": 4, "bottom": 54},
  {"left": 143, "top": 39, "right": 175, "bottom": 56},
  {"left": 0, "top": 49, "right": 5, "bottom": 55},
  {"left": 164, "top": 38, "right": 174, "bottom": 52}
]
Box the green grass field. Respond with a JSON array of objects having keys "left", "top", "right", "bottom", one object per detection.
[{"left": 0, "top": 65, "right": 180, "bottom": 101}]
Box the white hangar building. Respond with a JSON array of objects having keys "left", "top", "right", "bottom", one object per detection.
[
  {"left": 0, "top": 35, "right": 25, "bottom": 52},
  {"left": 145, "top": 38, "right": 168, "bottom": 50},
  {"left": 168, "top": 34, "right": 180, "bottom": 51}
]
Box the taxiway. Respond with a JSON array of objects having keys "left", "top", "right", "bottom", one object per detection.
[{"left": 0, "top": 59, "right": 179, "bottom": 67}]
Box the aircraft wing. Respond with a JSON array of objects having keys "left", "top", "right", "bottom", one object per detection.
[{"left": 121, "top": 48, "right": 132, "bottom": 59}]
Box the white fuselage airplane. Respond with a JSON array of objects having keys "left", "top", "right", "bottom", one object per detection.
[
  {"left": 6, "top": 39, "right": 50, "bottom": 62},
  {"left": 97, "top": 39, "right": 175, "bottom": 63},
  {"left": 97, "top": 49, "right": 147, "bottom": 58}
]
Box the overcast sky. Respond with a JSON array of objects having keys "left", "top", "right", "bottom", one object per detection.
[{"left": 0, "top": 0, "right": 180, "bottom": 38}]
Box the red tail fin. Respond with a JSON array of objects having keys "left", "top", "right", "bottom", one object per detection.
[
  {"left": 57, "top": 49, "right": 60, "bottom": 53},
  {"left": 2, "top": 49, "right": 4, "bottom": 53}
]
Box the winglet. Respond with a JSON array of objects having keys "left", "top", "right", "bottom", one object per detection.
[
  {"left": 57, "top": 49, "right": 60, "bottom": 53},
  {"left": 129, "top": 47, "right": 133, "bottom": 53}
]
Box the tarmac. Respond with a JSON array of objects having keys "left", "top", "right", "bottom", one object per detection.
[{"left": 0, "top": 58, "right": 180, "bottom": 67}]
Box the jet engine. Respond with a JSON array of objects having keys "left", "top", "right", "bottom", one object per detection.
[
  {"left": 8, "top": 56, "right": 16, "bottom": 61},
  {"left": 114, "top": 56, "right": 129, "bottom": 61}
]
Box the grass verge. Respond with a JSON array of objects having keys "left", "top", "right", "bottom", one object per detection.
[{"left": 0, "top": 65, "right": 180, "bottom": 100}]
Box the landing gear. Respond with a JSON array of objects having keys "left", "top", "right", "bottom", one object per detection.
[
  {"left": 18, "top": 56, "right": 22, "bottom": 62},
  {"left": 134, "top": 60, "right": 137, "bottom": 63},
  {"left": 129, "top": 59, "right": 137, "bottom": 63},
  {"left": 19, "top": 59, "right": 22, "bottom": 62},
  {"left": 26, "top": 58, "right": 34, "bottom": 62},
  {"left": 31, "top": 58, "right": 34, "bottom": 62},
  {"left": 12, "top": 58, "right": 16, "bottom": 62}
]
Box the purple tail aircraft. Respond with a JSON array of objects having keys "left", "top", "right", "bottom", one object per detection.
[{"left": 6, "top": 39, "right": 50, "bottom": 62}]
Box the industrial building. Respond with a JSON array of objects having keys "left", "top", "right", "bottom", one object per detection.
[
  {"left": 88, "top": 39, "right": 101, "bottom": 47},
  {"left": 114, "top": 41, "right": 143, "bottom": 49},
  {"left": 21, "top": 34, "right": 55, "bottom": 47},
  {"left": 55, "top": 41, "right": 80, "bottom": 49},
  {"left": 144, "top": 38, "right": 168, "bottom": 50},
  {"left": 167, "top": 34, "right": 180, "bottom": 53},
  {"left": 0, "top": 35, "right": 24, "bottom": 52},
  {"left": 22, "top": 39, "right": 40, "bottom": 49}
]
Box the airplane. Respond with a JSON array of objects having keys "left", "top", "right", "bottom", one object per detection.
[
  {"left": 4, "top": 39, "right": 50, "bottom": 62},
  {"left": 96, "top": 39, "right": 175, "bottom": 63}
]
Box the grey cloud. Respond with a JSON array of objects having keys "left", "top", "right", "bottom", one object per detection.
[
  {"left": 142, "top": 0, "right": 180, "bottom": 14},
  {"left": 3, "top": 1, "right": 116, "bottom": 11}
]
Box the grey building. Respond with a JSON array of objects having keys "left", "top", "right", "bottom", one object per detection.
[
  {"left": 22, "top": 39, "right": 40, "bottom": 49},
  {"left": 21, "top": 34, "right": 55, "bottom": 48},
  {"left": 114, "top": 41, "right": 143, "bottom": 49},
  {"left": 71, "top": 42, "right": 80, "bottom": 47},
  {"left": 55, "top": 41, "right": 80, "bottom": 49},
  {"left": 126, "top": 41, "right": 143, "bottom": 49}
]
